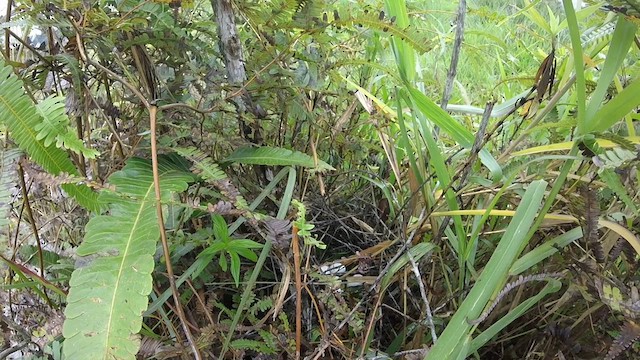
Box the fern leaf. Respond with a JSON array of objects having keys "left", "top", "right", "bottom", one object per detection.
[
  {"left": 0, "top": 64, "right": 73, "bottom": 175},
  {"left": 598, "top": 133, "right": 638, "bottom": 151},
  {"left": 224, "top": 146, "right": 335, "bottom": 171},
  {"left": 0, "top": 61, "right": 100, "bottom": 211},
  {"left": 175, "top": 146, "right": 227, "bottom": 181},
  {"left": 54, "top": 54, "right": 83, "bottom": 90},
  {"left": 34, "top": 96, "right": 70, "bottom": 147},
  {"left": 34, "top": 96, "right": 99, "bottom": 159},
  {"left": 62, "top": 158, "right": 192, "bottom": 360},
  {"left": 57, "top": 131, "right": 100, "bottom": 159},
  {"left": 598, "top": 168, "right": 637, "bottom": 212},
  {"left": 335, "top": 14, "right": 432, "bottom": 54},
  {"left": 581, "top": 22, "right": 616, "bottom": 48},
  {"left": 605, "top": 320, "right": 640, "bottom": 360},
  {"left": 599, "top": 147, "right": 637, "bottom": 169},
  {"left": 230, "top": 338, "right": 270, "bottom": 352},
  {"left": 62, "top": 183, "right": 103, "bottom": 213}
]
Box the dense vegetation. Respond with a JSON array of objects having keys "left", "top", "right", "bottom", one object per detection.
[{"left": 1, "top": 0, "right": 639, "bottom": 359}]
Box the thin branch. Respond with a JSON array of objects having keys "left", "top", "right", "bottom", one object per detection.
[
  {"left": 292, "top": 225, "right": 302, "bottom": 360},
  {"left": 149, "top": 106, "right": 202, "bottom": 360},
  {"left": 457, "top": 101, "right": 494, "bottom": 190},
  {"left": 3, "top": 0, "right": 12, "bottom": 59},
  {"left": 17, "top": 163, "right": 52, "bottom": 306},
  {"left": 440, "top": 0, "right": 466, "bottom": 111},
  {"left": 5, "top": 29, "right": 52, "bottom": 66},
  {"left": 73, "top": 28, "right": 151, "bottom": 110},
  {"left": 407, "top": 250, "right": 437, "bottom": 342}
]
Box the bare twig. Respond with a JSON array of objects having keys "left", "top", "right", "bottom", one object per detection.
[
  {"left": 0, "top": 314, "right": 31, "bottom": 360},
  {"left": 3, "top": 0, "right": 12, "bottom": 59},
  {"left": 440, "top": 0, "right": 466, "bottom": 111},
  {"left": 407, "top": 250, "right": 437, "bottom": 342},
  {"left": 457, "top": 101, "right": 494, "bottom": 190},
  {"left": 17, "top": 163, "right": 52, "bottom": 306},
  {"left": 292, "top": 225, "right": 302, "bottom": 359},
  {"left": 150, "top": 106, "right": 202, "bottom": 360},
  {"left": 74, "top": 28, "right": 151, "bottom": 110}
]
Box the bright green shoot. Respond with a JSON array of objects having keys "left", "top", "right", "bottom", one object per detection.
[
  {"left": 198, "top": 214, "right": 263, "bottom": 287},
  {"left": 292, "top": 199, "right": 326, "bottom": 249}
]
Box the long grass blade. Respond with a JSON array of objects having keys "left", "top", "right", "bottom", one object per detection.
[{"left": 425, "top": 180, "right": 548, "bottom": 359}]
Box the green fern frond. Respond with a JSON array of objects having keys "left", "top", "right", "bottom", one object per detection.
[
  {"left": 597, "top": 132, "right": 637, "bottom": 151},
  {"left": 258, "top": 329, "right": 280, "bottom": 353},
  {"left": 598, "top": 147, "right": 636, "bottom": 168},
  {"left": 54, "top": 54, "right": 83, "bottom": 90},
  {"left": 0, "top": 61, "right": 100, "bottom": 211},
  {"left": 292, "top": 0, "right": 324, "bottom": 27},
  {"left": 253, "top": 297, "right": 274, "bottom": 314},
  {"left": 329, "top": 12, "right": 432, "bottom": 54},
  {"left": 581, "top": 22, "right": 616, "bottom": 48},
  {"left": 62, "top": 157, "right": 193, "bottom": 360},
  {"left": 34, "top": 96, "right": 69, "bottom": 147},
  {"left": 34, "top": 96, "right": 99, "bottom": 159},
  {"left": 175, "top": 146, "right": 227, "bottom": 182},
  {"left": 230, "top": 338, "right": 272, "bottom": 353},
  {"left": 266, "top": 0, "right": 299, "bottom": 26},
  {"left": 0, "top": 64, "right": 75, "bottom": 175},
  {"left": 598, "top": 168, "right": 637, "bottom": 212}
]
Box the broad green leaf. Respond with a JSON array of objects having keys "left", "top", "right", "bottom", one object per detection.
[
  {"left": 584, "top": 17, "right": 638, "bottom": 133},
  {"left": 590, "top": 77, "right": 640, "bottom": 133},
  {"left": 230, "top": 252, "right": 241, "bottom": 285},
  {"left": 224, "top": 146, "right": 334, "bottom": 171},
  {"left": 510, "top": 136, "right": 640, "bottom": 157},
  {"left": 510, "top": 227, "right": 583, "bottom": 276},
  {"left": 62, "top": 158, "right": 192, "bottom": 360},
  {"left": 523, "top": 2, "right": 551, "bottom": 35},
  {"left": 212, "top": 214, "right": 229, "bottom": 240},
  {"left": 563, "top": 0, "right": 587, "bottom": 133}
]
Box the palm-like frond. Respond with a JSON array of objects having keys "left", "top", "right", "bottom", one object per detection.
[
  {"left": 0, "top": 63, "right": 76, "bottom": 175},
  {"left": 0, "top": 61, "right": 99, "bottom": 211},
  {"left": 34, "top": 96, "right": 98, "bottom": 159}
]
